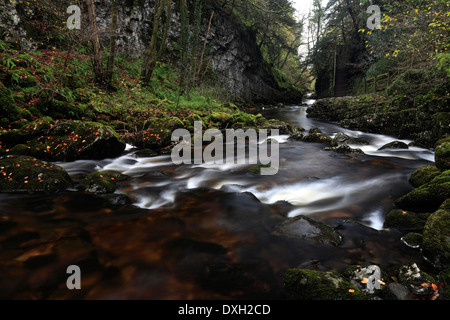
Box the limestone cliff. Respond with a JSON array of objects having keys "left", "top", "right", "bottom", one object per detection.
[{"left": 0, "top": 0, "right": 301, "bottom": 104}]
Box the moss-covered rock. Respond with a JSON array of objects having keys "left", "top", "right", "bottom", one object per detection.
[
  {"left": 409, "top": 165, "right": 441, "bottom": 188},
  {"left": 44, "top": 121, "right": 126, "bottom": 161},
  {"left": 283, "top": 269, "right": 365, "bottom": 300},
  {"left": 79, "top": 171, "right": 118, "bottom": 194},
  {"left": 422, "top": 199, "right": 450, "bottom": 269},
  {"left": 401, "top": 232, "right": 423, "bottom": 248},
  {"left": 435, "top": 142, "right": 450, "bottom": 172},
  {"left": 395, "top": 170, "right": 450, "bottom": 212},
  {"left": 384, "top": 209, "right": 430, "bottom": 231},
  {"left": 0, "top": 155, "right": 72, "bottom": 193}
]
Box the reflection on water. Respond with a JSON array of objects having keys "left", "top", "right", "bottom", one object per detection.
[{"left": 0, "top": 98, "right": 437, "bottom": 299}]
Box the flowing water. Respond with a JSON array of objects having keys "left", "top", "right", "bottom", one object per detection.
[{"left": 0, "top": 97, "right": 436, "bottom": 299}]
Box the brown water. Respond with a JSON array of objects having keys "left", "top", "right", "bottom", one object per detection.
[{"left": 0, "top": 100, "right": 436, "bottom": 299}]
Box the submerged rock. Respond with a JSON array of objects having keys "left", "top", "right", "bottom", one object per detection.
[
  {"left": 273, "top": 215, "right": 342, "bottom": 246},
  {"left": 0, "top": 155, "right": 72, "bottom": 193},
  {"left": 324, "top": 145, "right": 364, "bottom": 154},
  {"left": 331, "top": 132, "right": 368, "bottom": 147},
  {"left": 283, "top": 269, "right": 365, "bottom": 300}
]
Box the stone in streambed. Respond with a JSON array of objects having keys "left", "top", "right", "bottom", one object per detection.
[
  {"left": 273, "top": 215, "right": 342, "bottom": 246},
  {"left": 378, "top": 141, "right": 409, "bottom": 150},
  {"left": 395, "top": 170, "right": 450, "bottom": 212},
  {"left": 79, "top": 171, "right": 124, "bottom": 194},
  {"left": 0, "top": 155, "right": 72, "bottom": 193},
  {"left": 422, "top": 199, "right": 450, "bottom": 269},
  {"left": 283, "top": 269, "right": 365, "bottom": 300},
  {"left": 383, "top": 209, "right": 430, "bottom": 232},
  {"left": 409, "top": 165, "right": 441, "bottom": 188}
]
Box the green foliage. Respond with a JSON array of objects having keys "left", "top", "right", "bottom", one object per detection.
[{"left": 437, "top": 53, "right": 450, "bottom": 77}]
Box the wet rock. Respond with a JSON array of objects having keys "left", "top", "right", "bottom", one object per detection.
[
  {"left": 273, "top": 215, "right": 342, "bottom": 246},
  {"left": 98, "top": 193, "right": 132, "bottom": 206},
  {"left": 398, "top": 262, "right": 437, "bottom": 298},
  {"left": 422, "top": 199, "right": 450, "bottom": 269},
  {"left": 401, "top": 232, "right": 423, "bottom": 248},
  {"left": 385, "top": 283, "right": 413, "bottom": 300},
  {"left": 409, "top": 165, "right": 441, "bottom": 188},
  {"left": 283, "top": 269, "right": 365, "bottom": 300},
  {"left": 79, "top": 171, "right": 118, "bottom": 194},
  {"left": 435, "top": 142, "right": 450, "bottom": 171},
  {"left": 395, "top": 170, "right": 450, "bottom": 212},
  {"left": 331, "top": 132, "right": 368, "bottom": 147},
  {"left": 296, "top": 128, "right": 332, "bottom": 145},
  {"left": 135, "top": 149, "right": 158, "bottom": 158},
  {"left": 384, "top": 209, "right": 430, "bottom": 232},
  {"left": 349, "top": 265, "right": 383, "bottom": 294},
  {"left": 378, "top": 141, "right": 409, "bottom": 150},
  {"left": 324, "top": 145, "right": 364, "bottom": 154},
  {"left": 0, "top": 155, "right": 72, "bottom": 193}
]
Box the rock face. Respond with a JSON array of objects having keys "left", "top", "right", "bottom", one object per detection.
[{"left": 0, "top": 1, "right": 301, "bottom": 103}]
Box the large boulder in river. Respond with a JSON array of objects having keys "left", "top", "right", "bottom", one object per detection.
[{"left": 0, "top": 155, "right": 72, "bottom": 193}]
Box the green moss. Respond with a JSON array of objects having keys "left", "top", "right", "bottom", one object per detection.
[
  {"left": 409, "top": 166, "right": 441, "bottom": 188},
  {"left": 0, "top": 155, "right": 72, "bottom": 193},
  {"left": 435, "top": 142, "right": 450, "bottom": 171},
  {"left": 422, "top": 201, "right": 450, "bottom": 268},
  {"left": 384, "top": 209, "right": 430, "bottom": 231},
  {"left": 249, "top": 164, "right": 271, "bottom": 175},
  {"left": 401, "top": 232, "right": 423, "bottom": 247},
  {"left": 395, "top": 170, "right": 450, "bottom": 212},
  {"left": 283, "top": 269, "right": 366, "bottom": 300}
]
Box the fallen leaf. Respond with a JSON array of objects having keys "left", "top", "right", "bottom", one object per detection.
[
  {"left": 348, "top": 289, "right": 355, "bottom": 293},
  {"left": 432, "top": 283, "right": 438, "bottom": 291},
  {"left": 361, "top": 278, "right": 369, "bottom": 284}
]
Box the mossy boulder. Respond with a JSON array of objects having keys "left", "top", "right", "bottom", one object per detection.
[
  {"left": 44, "top": 121, "right": 126, "bottom": 161},
  {"left": 384, "top": 209, "right": 430, "bottom": 231},
  {"left": 0, "top": 155, "right": 72, "bottom": 193},
  {"left": 435, "top": 142, "right": 450, "bottom": 171},
  {"left": 422, "top": 199, "right": 450, "bottom": 269},
  {"left": 79, "top": 171, "right": 124, "bottom": 194},
  {"left": 283, "top": 269, "right": 365, "bottom": 300},
  {"left": 395, "top": 170, "right": 450, "bottom": 212},
  {"left": 409, "top": 165, "right": 441, "bottom": 188},
  {"left": 401, "top": 232, "right": 423, "bottom": 248},
  {"left": 0, "top": 82, "right": 22, "bottom": 122}
]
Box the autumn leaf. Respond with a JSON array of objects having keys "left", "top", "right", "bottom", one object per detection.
[
  {"left": 348, "top": 289, "right": 355, "bottom": 293},
  {"left": 432, "top": 283, "right": 438, "bottom": 291},
  {"left": 361, "top": 278, "right": 369, "bottom": 284}
]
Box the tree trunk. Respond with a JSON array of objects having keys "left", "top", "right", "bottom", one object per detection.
[
  {"left": 85, "top": 0, "right": 104, "bottom": 85},
  {"left": 106, "top": 0, "right": 118, "bottom": 87}
]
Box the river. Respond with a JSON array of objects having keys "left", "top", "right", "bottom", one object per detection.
[{"left": 0, "top": 97, "right": 436, "bottom": 299}]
